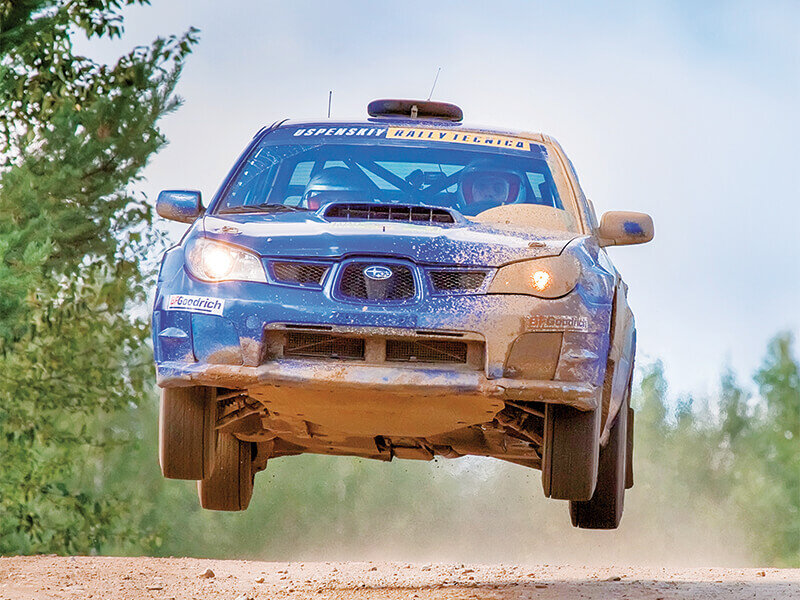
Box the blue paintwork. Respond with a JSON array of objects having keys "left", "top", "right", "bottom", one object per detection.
[
  {"left": 191, "top": 314, "right": 242, "bottom": 364},
  {"left": 200, "top": 213, "right": 575, "bottom": 267},
  {"left": 156, "top": 190, "right": 203, "bottom": 223},
  {"left": 153, "top": 117, "right": 618, "bottom": 394},
  {"left": 623, "top": 220, "right": 645, "bottom": 236}
]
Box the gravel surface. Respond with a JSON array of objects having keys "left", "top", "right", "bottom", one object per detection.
[{"left": 1, "top": 556, "right": 798, "bottom": 599}]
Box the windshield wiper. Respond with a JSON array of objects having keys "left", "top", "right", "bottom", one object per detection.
[{"left": 217, "top": 203, "right": 309, "bottom": 214}]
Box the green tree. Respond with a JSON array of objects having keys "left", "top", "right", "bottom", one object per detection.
[
  {"left": 0, "top": 1, "right": 197, "bottom": 554},
  {"left": 720, "top": 367, "right": 750, "bottom": 444},
  {"left": 747, "top": 334, "right": 800, "bottom": 565},
  {"left": 628, "top": 337, "right": 800, "bottom": 567}
]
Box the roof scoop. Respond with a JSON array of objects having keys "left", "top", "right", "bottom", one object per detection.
[
  {"left": 323, "top": 202, "right": 456, "bottom": 224},
  {"left": 368, "top": 99, "right": 463, "bottom": 122}
]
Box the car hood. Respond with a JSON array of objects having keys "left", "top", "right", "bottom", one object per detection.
[{"left": 199, "top": 213, "right": 578, "bottom": 267}]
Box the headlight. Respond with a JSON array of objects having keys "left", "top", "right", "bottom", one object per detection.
[
  {"left": 488, "top": 255, "right": 581, "bottom": 298},
  {"left": 185, "top": 238, "right": 267, "bottom": 283}
]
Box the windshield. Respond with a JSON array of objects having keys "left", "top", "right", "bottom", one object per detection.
[{"left": 213, "top": 125, "right": 571, "bottom": 219}]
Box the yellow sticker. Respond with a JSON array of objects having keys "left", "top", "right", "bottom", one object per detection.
[{"left": 387, "top": 127, "right": 534, "bottom": 151}]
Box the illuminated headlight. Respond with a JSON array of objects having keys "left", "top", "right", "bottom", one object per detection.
[
  {"left": 185, "top": 238, "right": 267, "bottom": 283},
  {"left": 488, "top": 255, "right": 581, "bottom": 298}
]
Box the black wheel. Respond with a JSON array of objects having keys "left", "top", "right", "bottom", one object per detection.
[
  {"left": 159, "top": 386, "right": 216, "bottom": 480},
  {"left": 541, "top": 403, "right": 601, "bottom": 501},
  {"left": 569, "top": 392, "right": 628, "bottom": 529},
  {"left": 197, "top": 433, "right": 254, "bottom": 511}
]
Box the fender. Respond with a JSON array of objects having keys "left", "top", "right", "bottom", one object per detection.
[{"left": 600, "top": 279, "right": 636, "bottom": 446}]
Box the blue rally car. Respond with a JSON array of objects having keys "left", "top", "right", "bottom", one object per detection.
[{"left": 153, "top": 99, "right": 653, "bottom": 528}]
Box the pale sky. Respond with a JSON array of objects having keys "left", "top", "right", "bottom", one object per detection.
[{"left": 78, "top": 0, "right": 799, "bottom": 397}]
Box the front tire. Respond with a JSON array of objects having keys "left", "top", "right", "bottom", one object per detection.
[
  {"left": 159, "top": 386, "right": 216, "bottom": 480},
  {"left": 569, "top": 390, "right": 629, "bottom": 529},
  {"left": 197, "top": 433, "right": 254, "bottom": 511},
  {"left": 541, "top": 403, "right": 601, "bottom": 501}
]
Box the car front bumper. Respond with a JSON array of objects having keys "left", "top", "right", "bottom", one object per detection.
[
  {"left": 153, "top": 263, "right": 612, "bottom": 412},
  {"left": 156, "top": 357, "right": 600, "bottom": 411}
]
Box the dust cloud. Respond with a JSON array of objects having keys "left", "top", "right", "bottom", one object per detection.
[{"left": 205, "top": 453, "right": 753, "bottom": 567}]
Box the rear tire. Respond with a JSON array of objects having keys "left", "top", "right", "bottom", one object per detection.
[
  {"left": 197, "top": 433, "right": 254, "bottom": 511},
  {"left": 541, "top": 404, "right": 601, "bottom": 501},
  {"left": 159, "top": 387, "right": 216, "bottom": 480},
  {"left": 569, "top": 391, "right": 628, "bottom": 529},
  {"left": 625, "top": 404, "right": 635, "bottom": 489}
]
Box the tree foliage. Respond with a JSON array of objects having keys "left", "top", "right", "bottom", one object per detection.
[
  {"left": 747, "top": 335, "right": 799, "bottom": 564},
  {"left": 628, "top": 334, "right": 799, "bottom": 566},
  {"left": 0, "top": 0, "right": 197, "bottom": 553}
]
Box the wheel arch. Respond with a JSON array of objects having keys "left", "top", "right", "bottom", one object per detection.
[{"left": 601, "top": 280, "right": 637, "bottom": 446}]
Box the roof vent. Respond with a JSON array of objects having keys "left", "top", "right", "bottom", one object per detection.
[{"left": 368, "top": 99, "right": 463, "bottom": 122}]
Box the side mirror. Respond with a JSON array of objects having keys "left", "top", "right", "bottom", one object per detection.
[
  {"left": 156, "top": 190, "right": 203, "bottom": 223},
  {"left": 597, "top": 211, "right": 654, "bottom": 247}
]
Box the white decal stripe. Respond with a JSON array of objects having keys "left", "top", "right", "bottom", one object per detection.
[{"left": 165, "top": 294, "right": 225, "bottom": 316}]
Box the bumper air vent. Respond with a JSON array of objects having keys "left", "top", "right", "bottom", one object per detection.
[
  {"left": 429, "top": 270, "right": 487, "bottom": 293},
  {"left": 339, "top": 263, "right": 415, "bottom": 301},
  {"left": 386, "top": 339, "right": 468, "bottom": 364},
  {"left": 283, "top": 332, "right": 365, "bottom": 360},
  {"left": 324, "top": 203, "right": 455, "bottom": 224},
  {"left": 271, "top": 261, "right": 329, "bottom": 287}
]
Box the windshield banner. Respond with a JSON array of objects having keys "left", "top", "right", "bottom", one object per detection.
[
  {"left": 286, "top": 125, "right": 538, "bottom": 152},
  {"left": 387, "top": 127, "right": 536, "bottom": 151}
]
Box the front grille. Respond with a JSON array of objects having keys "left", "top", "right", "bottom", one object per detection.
[
  {"left": 283, "top": 332, "right": 365, "bottom": 360},
  {"left": 324, "top": 203, "right": 455, "bottom": 224},
  {"left": 429, "top": 270, "right": 486, "bottom": 293},
  {"left": 339, "top": 263, "right": 415, "bottom": 301},
  {"left": 271, "top": 261, "right": 328, "bottom": 287},
  {"left": 386, "top": 339, "right": 468, "bottom": 363}
]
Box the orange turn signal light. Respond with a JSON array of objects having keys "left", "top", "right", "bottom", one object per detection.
[{"left": 531, "top": 270, "right": 552, "bottom": 291}]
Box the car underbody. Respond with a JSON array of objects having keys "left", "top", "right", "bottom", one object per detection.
[
  {"left": 157, "top": 322, "right": 618, "bottom": 480},
  {"left": 218, "top": 382, "right": 550, "bottom": 472},
  {"left": 169, "top": 362, "right": 599, "bottom": 473}
]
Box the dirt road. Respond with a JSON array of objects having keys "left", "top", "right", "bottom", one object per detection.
[{"left": 1, "top": 556, "right": 798, "bottom": 599}]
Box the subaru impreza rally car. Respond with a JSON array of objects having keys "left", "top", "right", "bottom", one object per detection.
[{"left": 153, "top": 99, "right": 653, "bottom": 528}]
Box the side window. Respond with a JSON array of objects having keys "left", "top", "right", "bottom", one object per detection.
[
  {"left": 323, "top": 160, "right": 348, "bottom": 169},
  {"left": 564, "top": 154, "right": 594, "bottom": 229},
  {"left": 525, "top": 172, "right": 563, "bottom": 210},
  {"left": 289, "top": 161, "right": 314, "bottom": 186},
  {"left": 586, "top": 199, "right": 600, "bottom": 230},
  {"left": 526, "top": 173, "right": 545, "bottom": 199},
  {"left": 284, "top": 161, "right": 314, "bottom": 206}
]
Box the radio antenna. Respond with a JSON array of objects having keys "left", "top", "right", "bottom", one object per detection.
[
  {"left": 327, "top": 90, "right": 332, "bottom": 118},
  {"left": 427, "top": 67, "right": 442, "bottom": 101}
]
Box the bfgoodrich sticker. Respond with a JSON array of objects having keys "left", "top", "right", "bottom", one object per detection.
[
  {"left": 166, "top": 294, "right": 225, "bottom": 316},
  {"left": 529, "top": 314, "right": 589, "bottom": 332}
]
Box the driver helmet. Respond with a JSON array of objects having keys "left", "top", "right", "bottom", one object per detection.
[
  {"left": 302, "top": 167, "right": 370, "bottom": 209},
  {"left": 457, "top": 160, "right": 523, "bottom": 215}
]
